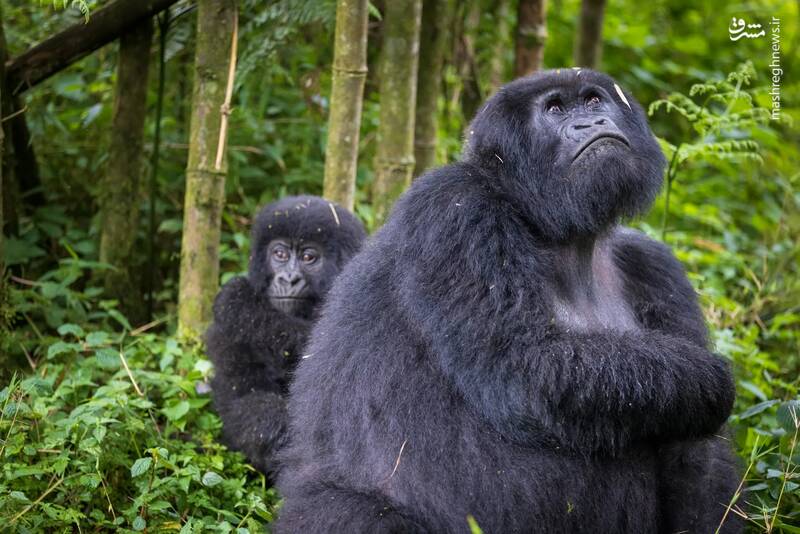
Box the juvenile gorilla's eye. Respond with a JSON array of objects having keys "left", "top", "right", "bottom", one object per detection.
[
  {"left": 302, "top": 251, "right": 317, "bottom": 264},
  {"left": 546, "top": 99, "right": 564, "bottom": 114},
  {"left": 586, "top": 94, "right": 602, "bottom": 107},
  {"left": 273, "top": 248, "right": 289, "bottom": 261}
]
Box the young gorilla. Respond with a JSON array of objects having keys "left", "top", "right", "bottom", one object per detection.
[
  {"left": 205, "top": 195, "right": 366, "bottom": 476},
  {"left": 276, "top": 71, "right": 741, "bottom": 533}
]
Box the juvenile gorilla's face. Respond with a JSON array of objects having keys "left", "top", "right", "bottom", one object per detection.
[
  {"left": 266, "top": 238, "right": 324, "bottom": 318},
  {"left": 466, "top": 70, "right": 666, "bottom": 242}
]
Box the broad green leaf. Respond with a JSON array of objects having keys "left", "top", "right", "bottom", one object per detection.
[
  {"left": 202, "top": 471, "right": 224, "bottom": 487},
  {"left": 131, "top": 457, "right": 152, "bottom": 478}
]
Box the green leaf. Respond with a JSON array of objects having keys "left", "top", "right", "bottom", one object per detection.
[
  {"left": 777, "top": 400, "right": 800, "bottom": 433},
  {"left": 3, "top": 237, "right": 46, "bottom": 265},
  {"left": 86, "top": 331, "right": 111, "bottom": 347},
  {"left": 201, "top": 471, "right": 224, "bottom": 487},
  {"left": 107, "top": 309, "right": 132, "bottom": 331},
  {"left": 131, "top": 457, "right": 152, "bottom": 478},
  {"left": 58, "top": 323, "right": 85, "bottom": 338},
  {"left": 96, "top": 348, "right": 121, "bottom": 369},
  {"left": 158, "top": 219, "right": 183, "bottom": 233},
  {"left": 132, "top": 516, "right": 146, "bottom": 531},
  {"left": 738, "top": 381, "right": 767, "bottom": 402},
  {"left": 738, "top": 400, "right": 779, "bottom": 419},
  {"left": 194, "top": 359, "right": 212, "bottom": 377},
  {"left": 162, "top": 401, "right": 190, "bottom": 421},
  {"left": 48, "top": 341, "right": 78, "bottom": 359}
]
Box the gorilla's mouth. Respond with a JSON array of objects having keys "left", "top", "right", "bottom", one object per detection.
[
  {"left": 572, "top": 133, "right": 630, "bottom": 162},
  {"left": 269, "top": 296, "right": 312, "bottom": 316}
]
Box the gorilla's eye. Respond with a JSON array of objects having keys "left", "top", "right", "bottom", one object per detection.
[
  {"left": 301, "top": 251, "right": 318, "bottom": 264},
  {"left": 546, "top": 99, "right": 564, "bottom": 114},
  {"left": 585, "top": 94, "right": 602, "bottom": 108},
  {"left": 273, "top": 248, "right": 289, "bottom": 261}
]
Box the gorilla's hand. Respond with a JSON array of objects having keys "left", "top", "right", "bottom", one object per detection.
[{"left": 524, "top": 330, "right": 734, "bottom": 451}]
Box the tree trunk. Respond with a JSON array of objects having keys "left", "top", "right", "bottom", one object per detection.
[
  {"left": 514, "top": 0, "right": 548, "bottom": 76},
  {"left": 489, "top": 0, "right": 512, "bottom": 92},
  {"left": 0, "top": 92, "right": 15, "bottom": 240},
  {"left": 574, "top": 0, "right": 606, "bottom": 68},
  {"left": 0, "top": 4, "right": 5, "bottom": 275},
  {"left": 372, "top": 0, "right": 422, "bottom": 225},
  {"left": 97, "top": 19, "right": 153, "bottom": 321},
  {"left": 177, "top": 0, "right": 237, "bottom": 340},
  {"left": 323, "top": 0, "right": 369, "bottom": 211},
  {"left": 457, "top": 2, "right": 482, "bottom": 123},
  {"left": 413, "top": 0, "right": 449, "bottom": 178},
  {"left": 5, "top": 0, "right": 179, "bottom": 95},
  {"left": 8, "top": 102, "right": 43, "bottom": 207}
]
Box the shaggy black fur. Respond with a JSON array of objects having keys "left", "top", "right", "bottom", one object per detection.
[
  {"left": 205, "top": 195, "right": 366, "bottom": 476},
  {"left": 276, "top": 70, "right": 741, "bottom": 533}
]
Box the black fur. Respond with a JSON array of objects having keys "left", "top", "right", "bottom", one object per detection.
[
  {"left": 276, "top": 71, "right": 741, "bottom": 532},
  {"left": 205, "top": 195, "right": 366, "bottom": 476}
]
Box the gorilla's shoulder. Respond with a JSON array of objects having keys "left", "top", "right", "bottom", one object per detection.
[
  {"left": 392, "top": 162, "right": 505, "bottom": 235},
  {"left": 611, "top": 227, "right": 691, "bottom": 283},
  {"left": 612, "top": 227, "right": 677, "bottom": 260}
]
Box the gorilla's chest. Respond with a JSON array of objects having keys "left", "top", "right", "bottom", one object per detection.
[{"left": 547, "top": 240, "right": 638, "bottom": 332}]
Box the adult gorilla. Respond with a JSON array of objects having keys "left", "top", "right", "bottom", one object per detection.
[
  {"left": 276, "top": 70, "right": 741, "bottom": 533},
  {"left": 205, "top": 195, "right": 366, "bottom": 476}
]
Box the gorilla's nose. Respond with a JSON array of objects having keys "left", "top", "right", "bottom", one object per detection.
[
  {"left": 565, "top": 115, "right": 629, "bottom": 161},
  {"left": 573, "top": 117, "right": 607, "bottom": 131},
  {"left": 567, "top": 117, "right": 614, "bottom": 139},
  {"left": 277, "top": 271, "right": 303, "bottom": 287}
]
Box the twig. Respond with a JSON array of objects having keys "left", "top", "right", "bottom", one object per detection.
[
  {"left": 130, "top": 316, "right": 169, "bottom": 336},
  {"left": 10, "top": 475, "right": 64, "bottom": 524},
  {"left": 118, "top": 349, "right": 144, "bottom": 397},
  {"left": 328, "top": 203, "right": 341, "bottom": 226},
  {"left": 0, "top": 106, "right": 28, "bottom": 123},
  {"left": 715, "top": 459, "right": 753, "bottom": 534},
  {"left": 215, "top": 2, "right": 239, "bottom": 171},
  {"left": 20, "top": 343, "right": 37, "bottom": 371},
  {"left": 21, "top": 312, "right": 45, "bottom": 341},
  {"left": 385, "top": 439, "right": 408, "bottom": 481},
  {"left": 10, "top": 275, "right": 38, "bottom": 286},
  {"left": 768, "top": 408, "right": 799, "bottom": 532},
  {"left": 98, "top": 472, "right": 117, "bottom": 521},
  {"left": 660, "top": 143, "right": 682, "bottom": 241}
]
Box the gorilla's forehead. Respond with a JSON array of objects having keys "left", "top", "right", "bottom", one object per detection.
[
  {"left": 501, "top": 68, "right": 618, "bottom": 101},
  {"left": 250, "top": 195, "right": 366, "bottom": 257}
]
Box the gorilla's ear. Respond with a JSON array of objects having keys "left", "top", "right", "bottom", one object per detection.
[{"left": 465, "top": 98, "right": 531, "bottom": 169}]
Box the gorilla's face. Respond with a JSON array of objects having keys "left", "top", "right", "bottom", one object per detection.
[
  {"left": 266, "top": 238, "right": 325, "bottom": 318},
  {"left": 539, "top": 84, "right": 631, "bottom": 179},
  {"left": 465, "top": 69, "right": 666, "bottom": 242}
]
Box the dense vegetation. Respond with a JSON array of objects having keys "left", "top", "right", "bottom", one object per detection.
[{"left": 0, "top": 0, "right": 798, "bottom": 531}]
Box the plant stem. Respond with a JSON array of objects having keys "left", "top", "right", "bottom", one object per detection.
[{"left": 661, "top": 143, "right": 682, "bottom": 241}]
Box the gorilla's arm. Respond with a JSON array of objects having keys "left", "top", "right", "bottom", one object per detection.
[
  {"left": 613, "top": 228, "right": 710, "bottom": 346},
  {"left": 206, "top": 276, "right": 310, "bottom": 473},
  {"left": 399, "top": 177, "right": 734, "bottom": 454},
  {"left": 614, "top": 230, "right": 742, "bottom": 532}
]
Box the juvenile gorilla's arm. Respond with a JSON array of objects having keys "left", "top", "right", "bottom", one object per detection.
[
  {"left": 206, "top": 276, "right": 310, "bottom": 474},
  {"left": 399, "top": 179, "right": 734, "bottom": 454}
]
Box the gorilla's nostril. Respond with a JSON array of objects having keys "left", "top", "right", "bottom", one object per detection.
[
  {"left": 594, "top": 118, "right": 607, "bottom": 125},
  {"left": 574, "top": 123, "right": 591, "bottom": 130}
]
